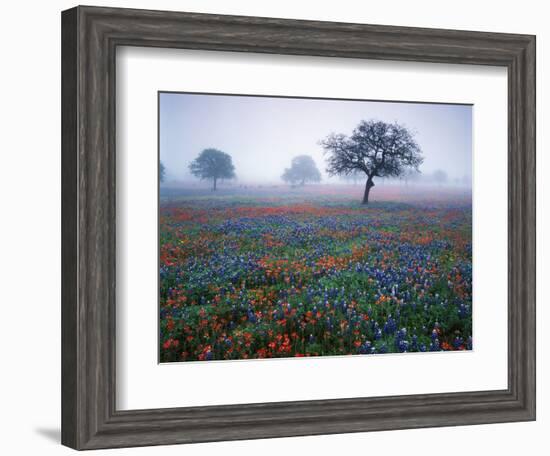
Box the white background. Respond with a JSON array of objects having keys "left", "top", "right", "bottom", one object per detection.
[
  {"left": 117, "top": 47, "right": 507, "bottom": 410},
  {"left": 0, "top": 1, "right": 546, "bottom": 455}
]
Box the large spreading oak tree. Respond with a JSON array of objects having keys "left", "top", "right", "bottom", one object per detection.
[
  {"left": 321, "top": 120, "right": 423, "bottom": 204},
  {"left": 281, "top": 155, "right": 322, "bottom": 186},
  {"left": 189, "top": 148, "right": 236, "bottom": 191}
]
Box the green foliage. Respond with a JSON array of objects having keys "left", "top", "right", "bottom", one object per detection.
[
  {"left": 159, "top": 161, "right": 166, "bottom": 183},
  {"left": 281, "top": 155, "right": 322, "bottom": 186},
  {"left": 189, "top": 148, "right": 236, "bottom": 190}
]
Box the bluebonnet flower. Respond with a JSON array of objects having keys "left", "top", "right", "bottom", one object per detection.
[
  {"left": 359, "top": 341, "right": 372, "bottom": 354},
  {"left": 384, "top": 315, "right": 397, "bottom": 335},
  {"left": 397, "top": 339, "right": 409, "bottom": 353},
  {"left": 453, "top": 336, "right": 464, "bottom": 349},
  {"left": 458, "top": 303, "right": 469, "bottom": 319},
  {"left": 429, "top": 339, "right": 440, "bottom": 351},
  {"left": 247, "top": 309, "right": 257, "bottom": 323}
]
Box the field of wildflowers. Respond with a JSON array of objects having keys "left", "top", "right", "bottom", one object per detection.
[{"left": 159, "top": 186, "right": 472, "bottom": 362}]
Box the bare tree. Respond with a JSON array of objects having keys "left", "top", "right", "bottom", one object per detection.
[{"left": 321, "top": 120, "right": 423, "bottom": 204}]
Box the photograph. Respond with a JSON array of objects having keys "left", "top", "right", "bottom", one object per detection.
[
  {"left": 46, "top": 2, "right": 537, "bottom": 452},
  {"left": 158, "top": 93, "right": 473, "bottom": 363}
]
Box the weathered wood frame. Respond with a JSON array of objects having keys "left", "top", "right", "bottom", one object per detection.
[{"left": 61, "top": 5, "right": 536, "bottom": 450}]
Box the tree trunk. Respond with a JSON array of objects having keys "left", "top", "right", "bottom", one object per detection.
[
  {"left": 213, "top": 177, "right": 217, "bottom": 191},
  {"left": 362, "top": 177, "right": 375, "bottom": 204}
]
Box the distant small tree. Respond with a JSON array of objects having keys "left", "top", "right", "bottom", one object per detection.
[
  {"left": 281, "top": 155, "right": 321, "bottom": 186},
  {"left": 401, "top": 168, "right": 421, "bottom": 186},
  {"left": 432, "top": 169, "right": 448, "bottom": 185},
  {"left": 189, "top": 148, "right": 236, "bottom": 191},
  {"left": 321, "top": 120, "right": 423, "bottom": 204},
  {"left": 159, "top": 161, "right": 166, "bottom": 183}
]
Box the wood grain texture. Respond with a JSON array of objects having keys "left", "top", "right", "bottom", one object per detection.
[
  {"left": 61, "top": 5, "right": 536, "bottom": 450},
  {"left": 61, "top": 7, "right": 78, "bottom": 449}
]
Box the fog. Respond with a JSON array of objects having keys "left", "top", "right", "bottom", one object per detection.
[{"left": 159, "top": 92, "right": 472, "bottom": 186}]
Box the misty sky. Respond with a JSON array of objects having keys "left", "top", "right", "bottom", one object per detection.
[{"left": 159, "top": 92, "right": 472, "bottom": 184}]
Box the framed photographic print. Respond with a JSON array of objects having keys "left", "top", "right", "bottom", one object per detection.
[{"left": 61, "top": 5, "right": 536, "bottom": 450}]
